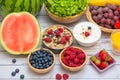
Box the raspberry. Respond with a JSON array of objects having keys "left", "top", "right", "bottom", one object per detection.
[
  {"left": 69, "top": 62, "right": 76, "bottom": 67},
  {"left": 79, "top": 59, "right": 84, "bottom": 64},
  {"left": 47, "top": 29, "right": 53, "bottom": 35},
  {"left": 56, "top": 73, "right": 62, "bottom": 80},
  {"left": 85, "top": 31, "right": 90, "bottom": 37},
  {"left": 62, "top": 58, "right": 68, "bottom": 65},
  {"left": 77, "top": 53, "right": 85, "bottom": 59},
  {"left": 64, "top": 51, "right": 71, "bottom": 57},
  {"left": 60, "top": 37, "right": 67, "bottom": 44},
  {"left": 44, "top": 37, "right": 51, "bottom": 43},
  {"left": 69, "top": 54, "right": 75, "bottom": 60},
  {"left": 58, "top": 27, "right": 64, "bottom": 33},
  {"left": 64, "top": 36, "right": 70, "bottom": 41},
  {"left": 76, "top": 49, "right": 83, "bottom": 55},
  {"left": 74, "top": 58, "right": 80, "bottom": 64},
  {"left": 63, "top": 74, "right": 69, "bottom": 80},
  {"left": 56, "top": 31, "right": 61, "bottom": 37}
]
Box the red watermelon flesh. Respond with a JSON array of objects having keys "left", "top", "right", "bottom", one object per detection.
[{"left": 1, "top": 12, "right": 40, "bottom": 54}]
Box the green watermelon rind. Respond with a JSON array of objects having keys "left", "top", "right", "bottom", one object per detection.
[{"left": 0, "top": 12, "right": 41, "bottom": 55}]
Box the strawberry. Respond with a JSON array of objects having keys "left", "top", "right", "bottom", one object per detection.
[
  {"left": 58, "top": 27, "right": 64, "bottom": 33},
  {"left": 85, "top": 31, "right": 90, "bottom": 37},
  {"left": 90, "top": 55, "right": 97, "bottom": 62},
  {"left": 44, "top": 37, "right": 51, "bottom": 43},
  {"left": 47, "top": 29, "right": 53, "bottom": 35},
  {"left": 63, "top": 74, "right": 69, "bottom": 80},
  {"left": 108, "top": 56, "right": 113, "bottom": 64},
  {"left": 101, "top": 53, "right": 108, "bottom": 61},
  {"left": 94, "top": 59, "right": 101, "bottom": 67},
  {"left": 97, "top": 57, "right": 101, "bottom": 61},
  {"left": 114, "top": 20, "right": 120, "bottom": 29},
  {"left": 56, "top": 31, "right": 61, "bottom": 37},
  {"left": 99, "top": 49, "right": 107, "bottom": 57},
  {"left": 56, "top": 73, "right": 62, "bottom": 80},
  {"left": 64, "top": 35, "right": 71, "bottom": 41},
  {"left": 73, "top": 58, "right": 80, "bottom": 64},
  {"left": 60, "top": 37, "right": 67, "bottom": 44},
  {"left": 99, "top": 61, "right": 108, "bottom": 69}
]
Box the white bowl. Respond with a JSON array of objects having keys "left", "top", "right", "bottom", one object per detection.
[{"left": 73, "top": 22, "right": 101, "bottom": 47}]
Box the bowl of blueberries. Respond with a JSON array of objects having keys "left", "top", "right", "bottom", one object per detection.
[{"left": 27, "top": 48, "right": 56, "bottom": 73}]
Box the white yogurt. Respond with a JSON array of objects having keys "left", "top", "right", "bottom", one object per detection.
[{"left": 73, "top": 22, "right": 101, "bottom": 46}]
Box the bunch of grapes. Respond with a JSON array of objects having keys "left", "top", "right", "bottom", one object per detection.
[{"left": 90, "top": 3, "right": 120, "bottom": 29}]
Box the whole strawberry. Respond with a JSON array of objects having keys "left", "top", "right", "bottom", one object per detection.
[
  {"left": 108, "top": 56, "right": 113, "bottom": 64},
  {"left": 99, "top": 61, "right": 108, "bottom": 69}
]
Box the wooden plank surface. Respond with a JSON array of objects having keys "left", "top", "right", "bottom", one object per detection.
[{"left": 0, "top": 7, "right": 120, "bottom": 80}]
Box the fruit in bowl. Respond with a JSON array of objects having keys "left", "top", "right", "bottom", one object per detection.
[
  {"left": 42, "top": 25, "right": 73, "bottom": 50},
  {"left": 27, "top": 48, "right": 56, "bottom": 73},
  {"left": 44, "top": 0, "right": 88, "bottom": 23},
  {"left": 90, "top": 49, "right": 116, "bottom": 72},
  {"left": 59, "top": 46, "right": 87, "bottom": 71},
  {"left": 86, "top": 3, "right": 120, "bottom": 33},
  {"left": 73, "top": 22, "right": 101, "bottom": 47}
]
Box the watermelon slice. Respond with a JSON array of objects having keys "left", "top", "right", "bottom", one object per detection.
[{"left": 0, "top": 12, "right": 41, "bottom": 55}]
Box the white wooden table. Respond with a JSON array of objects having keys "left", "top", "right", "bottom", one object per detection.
[{"left": 0, "top": 7, "right": 120, "bottom": 80}]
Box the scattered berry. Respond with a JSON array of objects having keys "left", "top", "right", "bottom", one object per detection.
[
  {"left": 60, "top": 37, "right": 67, "bottom": 44},
  {"left": 12, "top": 59, "right": 16, "bottom": 63},
  {"left": 11, "top": 72, "right": 16, "bottom": 76},
  {"left": 56, "top": 31, "right": 61, "bottom": 37},
  {"left": 63, "top": 74, "right": 69, "bottom": 80},
  {"left": 56, "top": 73, "right": 62, "bottom": 80},
  {"left": 85, "top": 31, "right": 90, "bottom": 37},
  {"left": 47, "top": 29, "right": 53, "bottom": 35},
  {"left": 64, "top": 36, "right": 71, "bottom": 41},
  {"left": 20, "top": 74, "right": 25, "bottom": 79},
  {"left": 44, "top": 37, "right": 51, "bottom": 43},
  {"left": 58, "top": 27, "right": 64, "bottom": 33},
  {"left": 88, "top": 26, "right": 92, "bottom": 30},
  {"left": 15, "top": 68, "right": 19, "bottom": 73}
]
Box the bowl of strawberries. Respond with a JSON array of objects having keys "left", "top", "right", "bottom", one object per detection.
[
  {"left": 59, "top": 46, "right": 87, "bottom": 71},
  {"left": 90, "top": 49, "right": 116, "bottom": 72}
]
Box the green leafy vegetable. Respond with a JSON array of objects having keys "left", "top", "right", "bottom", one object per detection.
[{"left": 44, "top": 0, "right": 89, "bottom": 17}]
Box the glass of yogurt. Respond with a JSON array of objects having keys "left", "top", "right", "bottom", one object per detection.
[{"left": 73, "top": 22, "right": 101, "bottom": 47}]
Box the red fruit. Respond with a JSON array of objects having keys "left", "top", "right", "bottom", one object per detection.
[
  {"left": 94, "top": 59, "right": 101, "bottom": 67},
  {"left": 99, "top": 49, "right": 107, "bottom": 57},
  {"left": 44, "top": 37, "right": 51, "bottom": 43},
  {"left": 60, "top": 37, "right": 67, "bottom": 44},
  {"left": 97, "top": 57, "right": 101, "bottom": 61},
  {"left": 101, "top": 53, "right": 108, "bottom": 61},
  {"left": 56, "top": 31, "right": 61, "bottom": 37},
  {"left": 85, "top": 31, "right": 90, "bottom": 37},
  {"left": 100, "top": 61, "right": 108, "bottom": 69},
  {"left": 79, "top": 59, "right": 84, "bottom": 64},
  {"left": 74, "top": 58, "right": 80, "bottom": 64},
  {"left": 58, "top": 27, "right": 64, "bottom": 33},
  {"left": 69, "top": 54, "right": 75, "bottom": 60},
  {"left": 76, "top": 49, "right": 83, "bottom": 55},
  {"left": 63, "top": 51, "right": 71, "bottom": 57},
  {"left": 69, "top": 62, "right": 76, "bottom": 67},
  {"left": 63, "top": 74, "right": 69, "bottom": 80},
  {"left": 56, "top": 73, "right": 62, "bottom": 80},
  {"left": 62, "top": 58, "right": 68, "bottom": 65},
  {"left": 47, "top": 29, "right": 53, "bottom": 34},
  {"left": 118, "top": 8, "right": 120, "bottom": 13},
  {"left": 77, "top": 53, "right": 85, "bottom": 59},
  {"left": 114, "top": 20, "right": 120, "bottom": 29},
  {"left": 108, "top": 56, "right": 113, "bottom": 64},
  {"left": 64, "top": 35, "right": 71, "bottom": 41}
]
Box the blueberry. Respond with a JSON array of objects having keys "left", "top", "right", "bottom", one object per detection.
[
  {"left": 20, "top": 74, "right": 25, "bottom": 79},
  {"left": 32, "top": 64, "right": 36, "bottom": 68},
  {"left": 15, "top": 69, "right": 19, "bottom": 73},
  {"left": 12, "top": 59, "right": 16, "bottom": 63},
  {"left": 11, "top": 72, "right": 16, "bottom": 76},
  {"left": 88, "top": 26, "right": 92, "bottom": 30},
  {"left": 41, "top": 60, "right": 45, "bottom": 63}
]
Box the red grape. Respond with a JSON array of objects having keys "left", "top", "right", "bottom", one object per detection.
[
  {"left": 106, "top": 19, "right": 111, "bottom": 25},
  {"left": 91, "top": 10, "right": 98, "bottom": 15},
  {"left": 114, "top": 10, "right": 119, "bottom": 16},
  {"left": 104, "top": 13, "right": 108, "bottom": 18},
  {"left": 97, "top": 14, "right": 102, "bottom": 20},
  {"left": 101, "top": 18, "right": 106, "bottom": 24},
  {"left": 108, "top": 12, "right": 114, "bottom": 19},
  {"left": 113, "top": 16, "right": 119, "bottom": 21},
  {"left": 103, "top": 7, "right": 109, "bottom": 12},
  {"left": 104, "top": 24, "right": 112, "bottom": 29}
]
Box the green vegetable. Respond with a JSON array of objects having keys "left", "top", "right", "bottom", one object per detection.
[{"left": 44, "top": 0, "right": 89, "bottom": 17}]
